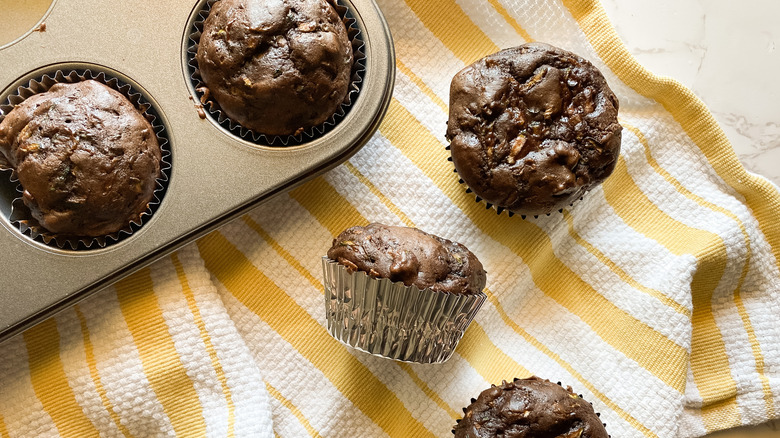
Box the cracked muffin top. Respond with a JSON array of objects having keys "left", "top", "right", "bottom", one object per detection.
[
  {"left": 327, "top": 223, "right": 486, "bottom": 295},
  {"left": 196, "top": 0, "right": 353, "bottom": 136},
  {"left": 447, "top": 43, "right": 621, "bottom": 216},
  {"left": 0, "top": 80, "right": 161, "bottom": 237},
  {"left": 454, "top": 377, "right": 609, "bottom": 438}
]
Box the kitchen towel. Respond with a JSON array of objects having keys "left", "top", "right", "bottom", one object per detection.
[{"left": 1, "top": 0, "right": 779, "bottom": 437}]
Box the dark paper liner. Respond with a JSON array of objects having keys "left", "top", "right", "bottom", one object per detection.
[
  {"left": 445, "top": 143, "right": 585, "bottom": 220},
  {"left": 0, "top": 69, "right": 171, "bottom": 250},
  {"left": 322, "top": 257, "right": 486, "bottom": 364},
  {"left": 187, "top": 0, "right": 366, "bottom": 147},
  {"left": 452, "top": 377, "right": 610, "bottom": 437}
]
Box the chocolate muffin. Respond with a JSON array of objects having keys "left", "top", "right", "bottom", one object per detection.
[
  {"left": 323, "top": 223, "right": 487, "bottom": 363},
  {"left": 196, "top": 0, "right": 354, "bottom": 136},
  {"left": 454, "top": 377, "right": 608, "bottom": 438},
  {"left": 327, "top": 223, "right": 486, "bottom": 295},
  {"left": 447, "top": 43, "right": 622, "bottom": 216},
  {"left": 0, "top": 80, "right": 162, "bottom": 237}
]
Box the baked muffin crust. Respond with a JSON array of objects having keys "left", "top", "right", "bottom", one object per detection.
[
  {"left": 327, "top": 223, "right": 486, "bottom": 295},
  {"left": 447, "top": 43, "right": 621, "bottom": 216},
  {"left": 196, "top": 0, "right": 354, "bottom": 136},
  {"left": 0, "top": 80, "right": 162, "bottom": 237},
  {"left": 454, "top": 377, "right": 609, "bottom": 438}
]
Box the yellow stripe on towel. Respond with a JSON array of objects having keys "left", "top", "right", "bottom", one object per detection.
[
  {"left": 74, "top": 306, "right": 134, "bottom": 438},
  {"left": 0, "top": 411, "right": 10, "bottom": 438},
  {"left": 24, "top": 318, "right": 101, "bottom": 437},
  {"left": 197, "top": 231, "right": 436, "bottom": 438},
  {"left": 561, "top": 210, "right": 691, "bottom": 317},
  {"left": 485, "top": 0, "right": 534, "bottom": 42},
  {"left": 171, "top": 253, "right": 237, "bottom": 438},
  {"left": 403, "top": 0, "right": 498, "bottom": 63},
  {"left": 559, "top": 0, "right": 780, "bottom": 274},
  {"left": 395, "top": 59, "right": 448, "bottom": 113},
  {"left": 621, "top": 120, "right": 774, "bottom": 419},
  {"left": 265, "top": 382, "right": 324, "bottom": 438},
  {"left": 114, "top": 270, "right": 208, "bottom": 437}
]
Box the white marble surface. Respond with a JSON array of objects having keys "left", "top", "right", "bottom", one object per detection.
[
  {"left": 602, "top": 1, "right": 780, "bottom": 436},
  {"left": 602, "top": 0, "right": 780, "bottom": 188}
]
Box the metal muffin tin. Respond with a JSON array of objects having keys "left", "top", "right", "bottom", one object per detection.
[{"left": 0, "top": 0, "right": 395, "bottom": 342}]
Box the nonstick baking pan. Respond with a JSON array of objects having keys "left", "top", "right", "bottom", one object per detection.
[{"left": 0, "top": 0, "right": 395, "bottom": 342}]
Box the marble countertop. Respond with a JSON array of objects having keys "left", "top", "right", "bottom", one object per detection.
[
  {"left": 602, "top": 0, "right": 780, "bottom": 189},
  {"left": 602, "top": 1, "right": 780, "bottom": 436}
]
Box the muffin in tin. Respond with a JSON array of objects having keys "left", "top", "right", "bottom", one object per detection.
[
  {"left": 323, "top": 223, "right": 487, "bottom": 363},
  {"left": 447, "top": 43, "right": 622, "bottom": 217},
  {"left": 454, "top": 376, "right": 609, "bottom": 437},
  {"left": 0, "top": 80, "right": 162, "bottom": 239},
  {"left": 196, "top": 0, "right": 354, "bottom": 137}
]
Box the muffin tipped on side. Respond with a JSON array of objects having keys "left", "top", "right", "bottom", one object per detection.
[{"left": 323, "top": 223, "right": 487, "bottom": 363}]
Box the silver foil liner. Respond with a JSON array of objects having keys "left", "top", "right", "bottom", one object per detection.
[
  {"left": 322, "top": 257, "right": 486, "bottom": 364},
  {"left": 0, "top": 69, "right": 171, "bottom": 250}
]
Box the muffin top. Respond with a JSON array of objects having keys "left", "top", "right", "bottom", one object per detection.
[
  {"left": 196, "top": 0, "right": 354, "bottom": 136},
  {"left": 454, "top": 377, "right": 609, "bottom": 438},
  {"left": 327, "top": 223, "right": 486, "bottom": 295},
  {"left": 0, "top": 80, "right": 162, "bottom": 237},
  {"left": 447, "top": 43, "right": 622, "bottom": 216}
]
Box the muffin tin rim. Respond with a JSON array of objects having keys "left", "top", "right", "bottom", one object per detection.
[{"left": 0, "top": 0, "right": 58, "bottom": 52}]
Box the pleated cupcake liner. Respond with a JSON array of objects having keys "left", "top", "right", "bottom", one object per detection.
[
  {"left": 322, "top": 257, "right": 486, "bottom": 364},
  {"left": 452, "top": 377, "right": 610, "bottom": 437},
  {"left": 445, "top": 143, "right": 587, "bottom": 220},
  {"left": 187, "top": 0, "right": 366, "bottom": 147},
  {"left": 0, "top": 69, "right": 171, "bottom": 250}
]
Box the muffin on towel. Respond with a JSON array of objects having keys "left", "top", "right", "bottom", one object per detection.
[
  {"left": 454, "top": 376, "right": 609, "bottom": 437},
  {"left": 447, "top": 43, "right": 622, "bottom": 216},
  {"left": 323, "top": 223, "right": 487, "bottom": 363}
]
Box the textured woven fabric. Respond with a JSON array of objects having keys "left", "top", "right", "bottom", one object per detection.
[{"left": 1, "top": 0, "right": 779, "bottom": 437}]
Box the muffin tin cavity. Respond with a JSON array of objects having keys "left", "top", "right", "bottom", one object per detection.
[
  {"left": 0, "top": 65, "right": 172, "bottom": 251},
  {"left": 0, "top": 0, "right": 54, "bottom": 48},
  {"left": 185, "top": 0, "right": 366, "bottom": 147}
]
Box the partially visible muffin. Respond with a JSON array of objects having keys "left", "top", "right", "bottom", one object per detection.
[
  {"left": 447, "top": 43, "right": 622, "bottom": 216},
  {"left": 454, "top": 377, "right": 608, "bottom": 438},
  {"left": 196, "top": 0, "right": 354, "bottom": 136},
  {"left": 327, "top": 223, "right": 486, "bottom": 295},
  {"left": 0, "top": 80, "right": 162, "bottom": 237}
]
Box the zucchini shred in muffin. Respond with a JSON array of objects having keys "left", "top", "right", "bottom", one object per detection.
[
  {"left": 195, "top": 0, "right": 354, "bottom": 137},
  {"left": 0, "top": 79, "right": 162, "bottom": 242}
]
